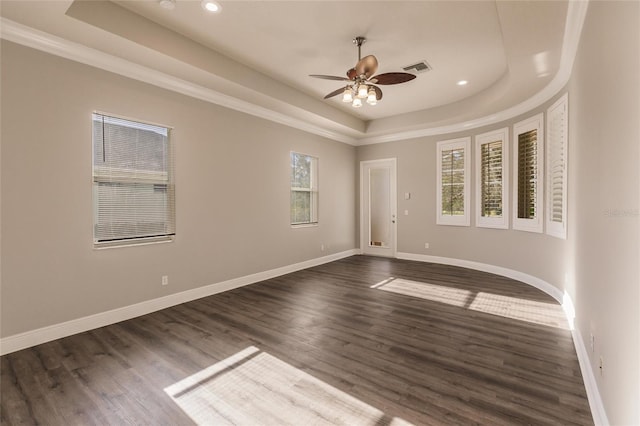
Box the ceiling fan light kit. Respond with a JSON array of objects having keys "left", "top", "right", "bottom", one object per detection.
[{"left": 310, "top": 36, "right": 416, "bottom": 108}]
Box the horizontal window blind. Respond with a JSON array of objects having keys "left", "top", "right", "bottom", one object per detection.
[
  {"left": 517, "top": 129, "right": 538, "bottom": 220},
  {"left": 290, "top": 152, "right": 318, "bottom": 225},
  {"left": 92, "top": 113, "right": 175, "bottom": 245},
  {"left": 480, "top": 140, "right": 503, "bottom": 217}
]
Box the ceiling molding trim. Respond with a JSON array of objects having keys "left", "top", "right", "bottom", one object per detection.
[
  {"left": 1, "top": 0, "right": 588, "bottom": 147},
  {"left": 357, "top": 0, "right": 589, "bottom": 146},
  {"left": 0, "top": 18, "right": 358, "bottom": 146}
]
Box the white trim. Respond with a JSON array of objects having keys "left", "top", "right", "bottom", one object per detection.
[
  {"left": 572, "top": 328, "right": 610, "bottom": 426},
  {"left": 0, "top": 249, "right": 358, "bottom": 356},
  {"left": 436, "top": 137, "right": 471, "bottom": 227},
  {"left": 395, "top": 251, "right": 606, "bottom": 426},
  {"left": 0, "top": 1, "right": 589, "bottom": 146},
  {"left": 395, "top": 252, "right": 562, "bottom": 301},
  {"left": 513, "top": 113, "right": 545, "bottom": 233},
  {"left": 475, "top": 127, "right": 509, "bottom": 229},
  {"left": 0, "top": 18, "right": 357, "bottom": 146}
]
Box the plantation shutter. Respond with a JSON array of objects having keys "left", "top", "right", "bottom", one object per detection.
[
  {"left": 92, "top": 113, "right": 175, "bottom": 245},
  {"left": 480, "top": 141, "right": 503, "bottom": 217},
  {"left": 517, "top": 129, "right": 538, "bottom": 219},
  {"left": 441, "top": 147, "right": 465, "bottom": 216},
  {"left": 437, "top": 137, "right": 470, "bottom": 226},
  {"left": 546, "top": 94, "right": 568, "bottom": 238}
]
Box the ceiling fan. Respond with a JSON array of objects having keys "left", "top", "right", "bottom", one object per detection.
[{"left": 310, "top": 36, "right": 416, "bottom": 108}]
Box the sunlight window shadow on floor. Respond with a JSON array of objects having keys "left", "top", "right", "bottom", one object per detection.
[
  {"left": 371, "top": 277, "right": 473, "bottom": 308},
  {"left": 164, "top": 346, "right": 412, "bottom": 426},
  {"left": 372, "top": 278, "right": 569, "bottom": 330}
]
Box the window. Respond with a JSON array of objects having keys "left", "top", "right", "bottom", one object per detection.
[
  {"left": 437, "top": 137, "right": 470, "bottom": 226},
  {"left": 475, "top": 128, "right": 509, "bottom": 229},
  {"left": 513, "top": 114, "right": 544, "bottom": 232},
  {"left": 546, "top": 94, "right": 568, "bottom": 239},
  {"left": 92, "top": 113, "right": 175, "bottom": 247},
  {"left": 290, "top": 152, "right": 318, "bottom": 225}
]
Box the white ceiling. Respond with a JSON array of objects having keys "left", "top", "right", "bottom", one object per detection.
[{"left": 0, "top": 0, "right": 571, "bottom": 142}]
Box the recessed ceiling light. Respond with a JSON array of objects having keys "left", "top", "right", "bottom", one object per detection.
[
  {"left": 457, "top": 80, "right": 468, "bottom": 86},
  {"left": 201, "top": 0, "right": 221, "bottom": 13},
  {"left": 159, "top": 0, "right": 176, "bottom": 10}
]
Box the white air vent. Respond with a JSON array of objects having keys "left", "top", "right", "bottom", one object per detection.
[{"left": 403, "top": 61, "right": 432, "bottom": 73}]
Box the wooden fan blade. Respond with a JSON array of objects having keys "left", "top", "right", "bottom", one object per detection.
[
  {"left": 355, "top": 55, "right": 379, "bottom": 79},
  {"left": 372, "top": 85, "right": 383, "bottom": 100},
  {"left": 370, "top": 72, "right": 416, "bottom": 85},
  {"left": 310, "top": 74, "right": 352, "bottom": 82},
  {"left": 346, "top": 68, "right": 357, "bottom": 80},
  {"left": 324, "top": 87, "right": 346, "bottom": 99}
]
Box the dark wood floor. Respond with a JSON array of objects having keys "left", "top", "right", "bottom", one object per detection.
[{"left": 1, "top": 255, "right": 593, "bottom": 425}]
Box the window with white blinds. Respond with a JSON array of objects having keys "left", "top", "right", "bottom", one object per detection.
[
  {"left": 475, "top": 128, "right": 509, "bottom": 229},
  {"left": 437, "top": 137, "right": 470, "bottom": 226},
  {"left": 513, "top": 114, "right": 544, "bottom": 233},
  {"left": 546, "top": 94, "right": 568, "bottom": 239},
  {"left": 92, "top": 113, "right": 175, "bottom": 247},
  {"left": 290, "top": 152, "right": 318, "bottom": 226}
]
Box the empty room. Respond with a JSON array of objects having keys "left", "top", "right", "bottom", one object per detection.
[{"left": 1, "top": 1, "right": 638, "bottom": 425}]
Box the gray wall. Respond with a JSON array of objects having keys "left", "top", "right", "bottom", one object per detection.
[
  {"left": 0, "top": 41, "right": 357, "bottom": 337},
  {"left": 357, "top": 3, "right": 639, "bottom": 424},
  {"left": 568, "top": 2, "right": 639, "bottom": 424},
  {"left": 357, "top": 99, "right": 569, "bottom": 290},
  {"left": 1, "top": 2, "right": 638, "bottom": 423}
]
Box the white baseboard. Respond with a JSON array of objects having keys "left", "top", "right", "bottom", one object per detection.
[
  {"left": 0, "top": 249, "right": 358, "bottom": 356},
  {"left": 395, "top": 251, "right": 607, "bottom": 426},
  {"left": 572, "top": 328, "right": 610, "bottom": 425},
  {"left": 396, "top": 252, "right": 563, "bottom": 302}
]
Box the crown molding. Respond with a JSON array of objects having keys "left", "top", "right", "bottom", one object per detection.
[
  {"left": 0, "top": 18, "right": 358, "bottom": 146},
  {"left": 1, "top": 0, "right": 588, "bottom": 146},
  {"left": 357, "top": 0, "right": 589, "bottom": 145}
]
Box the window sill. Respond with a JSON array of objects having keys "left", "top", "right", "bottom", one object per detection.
[
  {"left": 93, "top": 236, "right": 174, "bottom": 250},
  {"left": 291, "top": 223, "right": 319, "bottom": 229}
]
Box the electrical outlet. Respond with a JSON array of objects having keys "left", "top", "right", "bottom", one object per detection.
[
  {"left": 424, "top": 243, "right": 430, "bottom": 249},
  {"left": 590, "top": 334, "right": 595, "bottom": 352},
  {"left": 162, "top": 275, "right": 169, "bottom": 286},
  {"left": 320, "top": 244, "right": 325, "bottom": 251}
]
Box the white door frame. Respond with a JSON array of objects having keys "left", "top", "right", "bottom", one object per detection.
[{"left": 360, "top": 158, "right": 397, "bottom": 257}]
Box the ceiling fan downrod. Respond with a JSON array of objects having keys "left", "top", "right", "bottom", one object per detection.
[{"left": 353, "top": 36, "right": 366, "bottom": 61}]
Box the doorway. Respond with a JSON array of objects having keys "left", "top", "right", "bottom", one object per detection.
[{"left": 360, "top": 158, "right": 397, "bottom": 257}]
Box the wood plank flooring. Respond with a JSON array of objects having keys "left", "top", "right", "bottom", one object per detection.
[{"left": 1, "top": 255, "right": 593, "bottom": 425}]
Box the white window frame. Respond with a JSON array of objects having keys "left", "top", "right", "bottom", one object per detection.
[
  {"left": 92, "top": 112, "right": 175, "bottom": 248},
  {"left": 290, "top": 152, "right": 319, "bottom": 227},
  {"left": 546, "top": 94, "right": 568, "bottom": 239},
  {"left": 475, "top": 127, "right": 509, "bottom": 229},
  {"left": 436, "top": 137, "right": 471, "bottom": 226},
  {"left": 512, "top": 113, "right": 544, "bottom": 233}
]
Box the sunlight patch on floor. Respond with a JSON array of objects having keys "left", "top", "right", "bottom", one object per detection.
[
  {"left": 468, "top": 292, "right": 569, "bottom": 330},
  {"left": 164, "top": 346, "right": 412, "bottom": 426},
  {"left": 374, "top": 278, "right": 569, "bottom": 330},
  {"left": 375, "top": 278, "right": 472, "bottom": 307}
]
